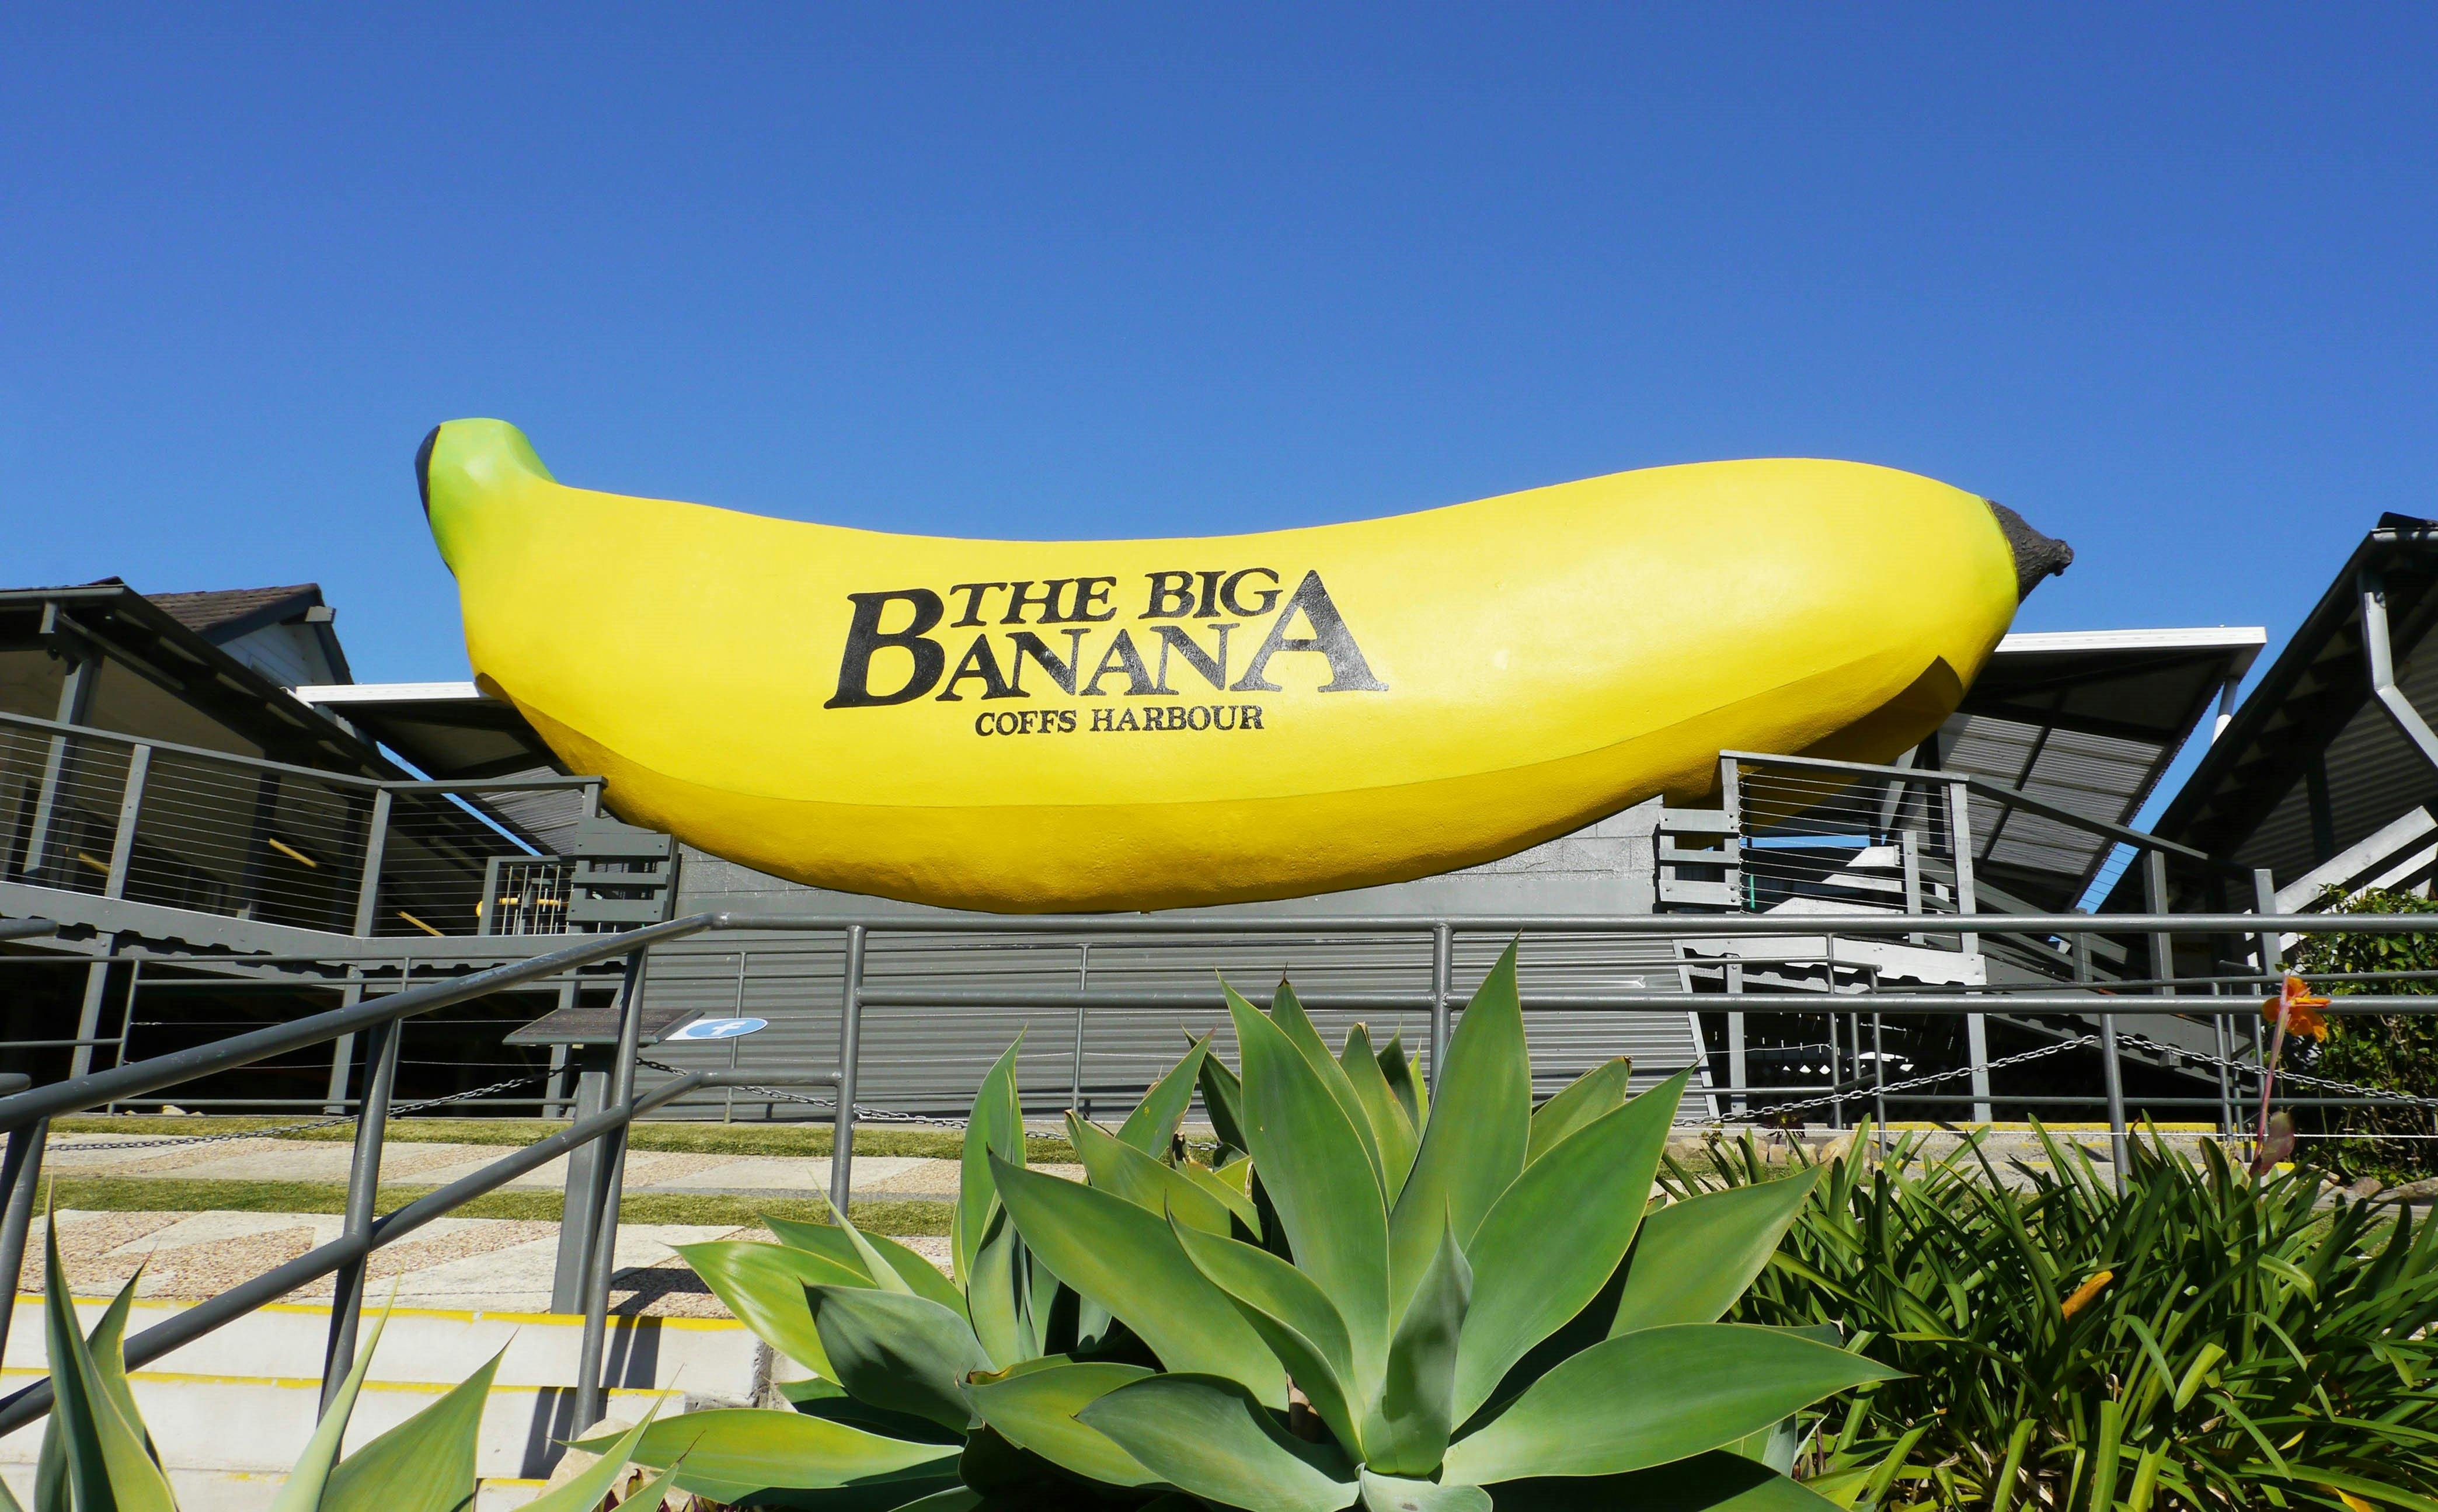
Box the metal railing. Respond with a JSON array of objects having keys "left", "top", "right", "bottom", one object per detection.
[
  {"left": 0, "top": 709, "right": 603, "bottom": 939},
  {"left": 8, "top": 903, "right": 2438, "bottom": 1458}
]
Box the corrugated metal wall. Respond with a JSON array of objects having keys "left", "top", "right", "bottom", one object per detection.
[{"left": 631, "top": 800, "right": 1713, "bottom": 1119}]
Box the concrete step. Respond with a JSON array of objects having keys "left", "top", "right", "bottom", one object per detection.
[
  {"left": 5, "top": 1295, "right": 765, "bottom": 1395},
  {"left": 0, "top": 1296, "right": 769, "bottom": 1503}
]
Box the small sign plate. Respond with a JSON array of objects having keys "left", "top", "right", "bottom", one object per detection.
[{"left": 663, "top": 1017, "right": 770, "bottom": 1042}]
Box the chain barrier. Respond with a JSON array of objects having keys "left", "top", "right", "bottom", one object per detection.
[
  {"left": 1701, "top": 1035, "right": 2103, "bottom": 1126},
  {"left": 633, "top": 1058, "right": 1071, "bottom": 1141},
  {"left": 55, "top": 1072, "right": 550, "bottom": 1151}
]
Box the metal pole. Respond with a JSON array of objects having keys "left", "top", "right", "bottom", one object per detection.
[
  {"left": 2076, "top": 932, "right": 2127, "bottom": 1191},
  {"left": 1725, "top": 961, "right": 1746, "bottom": 1120},
  {"left": 726, "top": 952, "right": 747, "bottom": 1125},
  {"left": 322, "top": 1019, "right": 399, "bottom": 1409},
  {"left": 100, "top": 745, "right": 149, "bottom": 900},
  {"left": 0, "top": 1117, "right": 50, "bottom": 1367},
  {"left": 829, "top": 925, "right": 867, "bottom": 1215},
  {"left": 1428, "top": 924, "right": 1453, "bottom": 1096},
  {"left": 1071, "top": 942, "right": 1089, "bottom": 1115},
  {"left": 2252, "top": 867, "right": 2280, "bottom": 1161},
  {"left": 574, "top": 946, "right": 652, "bottom": 1431},
  {"left": 1826, "top": 1009, "right": 1843, "bottom": 1131}
]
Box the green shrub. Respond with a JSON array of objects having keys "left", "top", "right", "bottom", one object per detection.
[
  {"left": 1679, "top": 1124, "right": 2438, "bottom": 1510},
  {"left": 622, "top": 945, "right": 1894, "bottom": 1509},
  {"left": 2290, "top": 886, "right": 2438, "bottom": 1183}
]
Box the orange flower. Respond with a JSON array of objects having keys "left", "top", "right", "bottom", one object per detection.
[
  {"left": 2061, "top": 1269, "right": 2114, "bottom": 1319},
  {"left": 2262, "top": 974, "right": 2331, "bottom": 1041}
]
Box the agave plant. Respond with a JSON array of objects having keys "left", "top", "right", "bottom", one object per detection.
[
  {"left": 613, "top": 945, "right": 1887, "bottom": 1510},
  {"left": 0, "top": 1213, "right": 663, "bottom": 1512}
]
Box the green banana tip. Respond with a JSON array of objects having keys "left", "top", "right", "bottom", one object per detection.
[{"left": 415, "top": 418, "right": 554, "bottom": 526}]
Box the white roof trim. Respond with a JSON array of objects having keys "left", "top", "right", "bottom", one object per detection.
[
  {"left": 1995, "top": 627, "right": 2266, "bottom": 653},
  {"left": 290, "top": 682, "right": 483, "bottom": 704}
]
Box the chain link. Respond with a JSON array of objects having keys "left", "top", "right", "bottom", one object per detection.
[
  {"left": 634, "top": 1058, "right": 1070, "bottom": 1139},
  {"left": 58, "top": 1072, "right": 549, "bottom": 1151},
  {"left": 1702, "top": 1035, "right": 2103, "bottom": 1126}
]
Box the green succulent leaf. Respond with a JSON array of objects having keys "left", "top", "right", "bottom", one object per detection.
[
  {"left": 41, "top": 1219, "right": 175, "bottom": 1512},
  {"left": 1483, "top": 1451, "right": 1841, "bottom": 1510},
  {"left": 1067, "top": 1112, "right": 1237, "bottom": 1235},
  {"left": 1377, "top": 1033, "right": 1429, "bottom": 1128},
  {"left": 272, "top": 1301, "right": 392, "bottom": 1512},
  {"left": 1441, "top": 1324, "right": 1899, "bottom": 1485},
  {"left": 1079, "top": 1374, "right": 1357, "bottom": 1512},
  {"left": 1607, "top": 1168, "right": 1824, "bottom": 1337},
  {"left": 579, "top": 1406, "right": 961, "bottom": 1501},
  {"left": 1454, "top": 1069, "right": 1688, "bottom": 1420},
  {"left": 1119, "top": 1035, "right": 1212, "bottom": 1155},
  {"left": 1341, "top": 1023, "right": 1422, "bottom": 1197},
  {"left": 1169, "top": 1214, "right": 1365, "bottom": 1450},
  {"left": 1225, "top": 982, "right": 1392, "bottom": 1375},
  {"left": 1198, "top": 1045, "right": 1253, "bottom": 1155},
  {"left": 1390, "top": 944, "right": 1529, "bottom": 1318},
  {"left": 1170, "top": 1154, "right": 1264, "bottom": 1236},
  {"left": 1367, "top": 1211, "right": 1474, "bottom": 1475},
  {"left": 1363, "top": 1469, "right": 1492, "bottom": 1512},
  {"left": 1267, "top": 980, "right": 1389, "bottom": 1192},
  {"left": 679, "top": 1239, "right": 867, "bottom": 1379},
  {"left": 516, "top": 1400, "right": 669, "bottom": 1512},
  {"left": 764, "top": 1215, "right": 969, "bottom": 1316},
  {"left": 809, "top": 1285, "right": 992, "bottom": 1431},
  {"left": 964, "top": 1204, "right": 1027, "bottom": 1370},
  {"left": 990, "top": 1152, "right": 1286, "bottom": 1406},
  {"left": 1524, "top": 1058, "right": 1634, "bottom": 1166},
  {"left": 958, "top": 1036, "right": 1028, "bottom": 1287},
  {"left": 963, "top": 1359, "right": 1159, "bottom": 1488},
  {"left": 321, "top": 1348, "right": 503, "bottom": 1512}
]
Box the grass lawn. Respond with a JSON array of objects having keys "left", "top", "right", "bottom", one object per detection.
[
  {"left": 40, "top": 1174, "right": 952, "bottom": 1235},
  {"left": 53, "top": 1113, "right": 1078, "bottom": 1164}
]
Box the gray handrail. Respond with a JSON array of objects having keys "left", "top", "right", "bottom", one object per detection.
[
  {"left": 0, "top": 914, "right": 720, "bottom": 1133},
  {"left": 702, "top": 909, "right": 2438, "bottom": 935}
]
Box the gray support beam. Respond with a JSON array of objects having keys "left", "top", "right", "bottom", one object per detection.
[
  {"left": 574, "top": 947, "right": 653, "bottom": 1431},
  {"left": 19, "top": 637, "right": 95, "bottom": 883},
  {"left": 0, "top": 1116, "right": 49, "bottom": 1369},
  {"left": 322, "top": 1019, "right": 399, "bottom": 1410},
  {"left": 68, "top": 938, "right": 119, "bottom": 1081},
  {"left": 1428, "top": 924, "right": 1453, "bottom": 1095},
  {"left": 831, "top": 926, "right": 867, "bottom": 1215},
  {"left": 2362, "top": 566, "right": 2438, "bottom": 775},
  {"left": 101, "top": 745, "right": 148, "bottom": 901}
]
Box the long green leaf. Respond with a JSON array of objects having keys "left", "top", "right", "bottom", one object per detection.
[
  {"left": 991, "top": 1153, "right": 1285, "bottom": 1405},
  {"left": 1607, "top": 1169, "right": 1823, "bottom": 1337},
  {"left": 1199, "top": 1046, "right": 1252, "bottom": 1155},
  {"left": 1367, "top": 1212, "right": 1473, "bottom": 1475},
  {"left": 1390, "top": 944, "right": 1529, "bottom": 1316},
  {"left": 82, "top": 1272, "right": 158, "bottom": 1471},
  {"left": 1378, "top": 1034, "right": 1428, "bottom": 1128},
  {"left": 1171, "top": 1216, "right": 1364, "bottom": 1451},
  {"left": 41, "top": 1215, "right": 173, "bottom": 1512},
  {"left": 1363, "top": 1469, "right": 1490, "bottom": 1511},
  {"left": 272, "top": 1303, "right": 393, "bottom": 1512},
  {"left": 1441, "top": 1324, "right": 1899, "bottom": 1485},
  {"left": 965, "top": 1204, "right": 1026, "bottom": 1370},
  {"left": 958, "top": 1036, "right": 1027, "bottom": 1287},
  {"left": 1079, "top": 1374, "right": 1357, "bottom": 1512},
  {"left": 1171, "top": 1155, "right": 1263, "bottom": 1236},
  {"left": 516, "top": 1400, "right": 668, "bottom": 1512},
  {"left": 810, "top": 1286, "right": 992, "bottom": 1431},
  {"left": 963, "top": 1360, "right": 1159, "bottom": 1488},
  {"left": 678, "top": 1239, "right": 866, "bottom": 1379},
  {"left": 579, "top": 1406, "right": 961, "bottom": 1501},
  {"left": 1119, "top": 1036, "right": 1211, "bottom": 1155},
  {"left": 763, "top": 1215, "right": 967, "bottom": 1316},
  {"left": 1453, "top": 1071, "right": 1688, "bottom": 1420},
  {"left": 1225, "top": 983, "right": 1392, "bottom": 1377},
  {"left": 321, "top": 1349, "right": 503, "bottom": 1512},
  {"left": 1067, "top": 1113, "right": 1235, "bottom": 1235},
  {"left": 1525, "top": 1058, "right": 1633, "bottom": 1166},
  {"left": 1267, "top": 980, "right": 1388, "bottom": 1192},
  {"left": 1342, "top": 1024, "right": 1422, "bottom": 1197},
  {"left": 1482, "top": 1450, "right": 1842, "bottom": 1509}
]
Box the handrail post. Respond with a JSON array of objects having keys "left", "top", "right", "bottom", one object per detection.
[
  {"left": 2252, "top": 867, "right": 2280, "bottom": 1160},
  {"left": 830, "top": 926, "right": 866, "bottom": 1215},
  {"left": 2074, "top": 932, "right": 2127, "bottom": 1190},
  {"left": 574, "top": 946, "right": 652, "bottom": 1433},
  {"left": 102, "top": 745, "right": 149, "bottom": 901},
  {"left": 322, "top": 1016, "right": 399, "bottom": 1410},
  {"left": 1070, "top": 942, "right": 1089, "bottom": 1116},
  {"left": 1946, "top": 778, "right": 1990, "bottom": 1121},
  {"left": 0, "top": 1116, "right": 51, "bottom": 1368},
  {"left": 325, "top": 790, "right": 395, "bottom": 1108},
  {"left": 1428, "top": 924, "right": 1454, "bottom": 1096}
]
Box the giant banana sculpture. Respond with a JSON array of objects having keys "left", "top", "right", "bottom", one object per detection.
[{"left": 417, "top": 420, "right": 2066, "bottom": 912}]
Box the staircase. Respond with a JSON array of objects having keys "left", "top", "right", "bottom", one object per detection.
[{"left": 0, "top": 1296, "right": 765, "bottom": 1509}]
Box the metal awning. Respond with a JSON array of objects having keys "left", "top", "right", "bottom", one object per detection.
[
  {"left": 1937, "top": 628, "right": 2266, "bottom": 905},
  {"left": 291, "top": 683, "right": 592, "bottom": 855}
]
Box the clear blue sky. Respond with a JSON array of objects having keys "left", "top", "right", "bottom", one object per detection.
[{"left": 5, "top": 6, "right": 2432, "bottom": 815}]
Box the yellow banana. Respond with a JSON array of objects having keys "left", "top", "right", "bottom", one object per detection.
[{"left": 417, "top": 421, "right": 2064, "bottom": 913}]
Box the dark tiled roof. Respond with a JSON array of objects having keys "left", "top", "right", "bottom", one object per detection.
[{"left": 145, "top": 584, "right": 322, "bottom": 639}]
